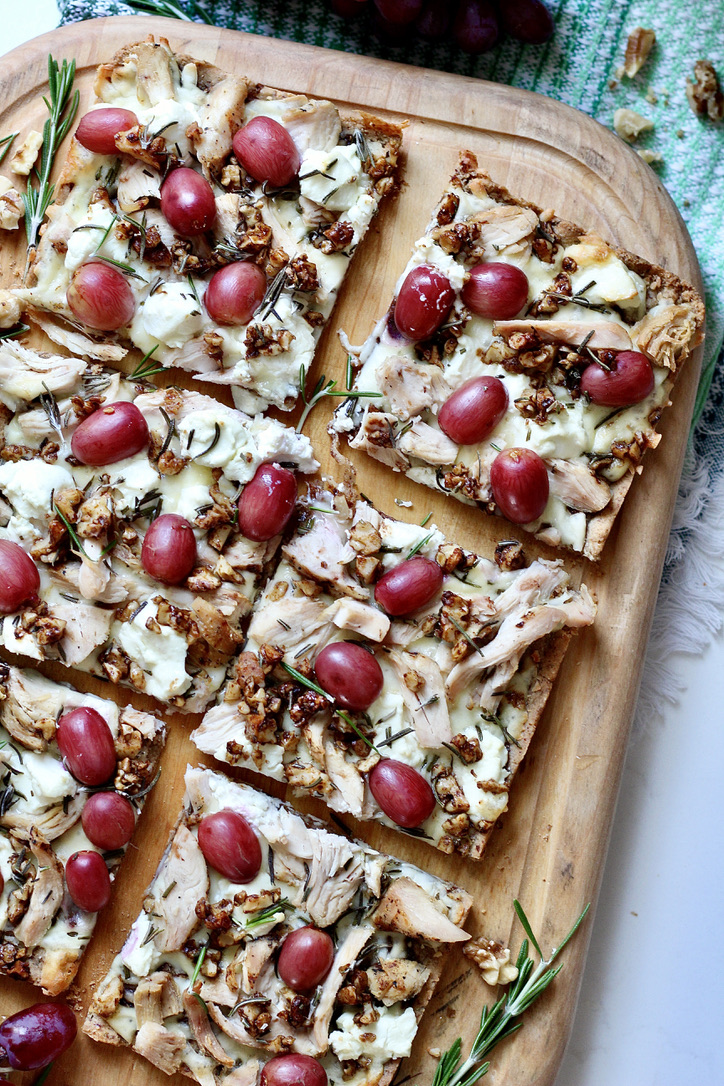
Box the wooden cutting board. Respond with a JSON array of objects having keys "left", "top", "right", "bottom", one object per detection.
[{"left": 0, "top": 15, "right": 704, "bottom": 1086}]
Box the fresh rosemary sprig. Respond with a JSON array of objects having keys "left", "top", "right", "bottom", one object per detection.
[
  {"left": 53, "top": 504, "right": 88, "bottom": 558},
  {"left": 122, "top": 0, "right": 214, "bottom": 22},
  {"left": 0, "top": 132, "right": 18, "bottom": 166},
  {"left": 244, "top": 898, "right": 292, "bottom": 932},
  {"left": 131, "top": 344, "right": 165, "bottom": 381},
  {"left": 296, "top": 363, "right": 381, "bottom": 433},
  {"left": 0, "top": 323, "right": 30, "bottom": 342},
  {"left": 406, "top": 531, "right": 434, "bottom": 560},
  {"left": 24, "top": 55, "right": 79, "bottom": 259},
  {"left": 432, "top": 899, "right": 590, "bottom": 1086}
]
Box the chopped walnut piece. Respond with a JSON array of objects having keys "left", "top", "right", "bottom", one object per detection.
[
  {"left": 9, "top": 130, "right": 43, "bottom": 176},
  {"left": 637, "top": 149, "right": 663, "bottom": 165},
  {"left": 0, "top": 178, "right": 25, "bottom": 231},
  {"left": 464, "top": 938, "right": 519, "bottom": 986},
  {"left": 623, "top": 27, "right": 656, "bottom": 78},
  {"left": 0, "top": 287, "right": 22, "bottom": 326},
  {"left": 686, "top": 59, "right": 724, "bottom": 121},
  {"left": 613, "top": 108, "right": 654, "bottom": 142}
]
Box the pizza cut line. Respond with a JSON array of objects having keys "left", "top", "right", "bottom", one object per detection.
[
  {"left": 18, "top": 36, "right": 403, "bottom": 415},
  {"left": 192, "top": 485, "right": 595, "bottom": 858},
  {"left": 0, "top": 341, "right": 316, "bottom": 711},
  {"left": 84, "top": 765, "right": 471, "bottom": 1086},
  {"left": 331, "top": 152, "right": 705, "bottom": 558},
  {"left": 0, "top": 663, "right": 165, "bottom": 996}
]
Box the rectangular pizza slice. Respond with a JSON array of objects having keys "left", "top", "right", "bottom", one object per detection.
[
  {"left": 192, "top": 486, "right": 595, "bottom": 859},
  {"left": 19, "top": 36, "right": 403, "bottom": 415},
  {"left": 0, "top": 342, "right": 316, "bottom": 711},
  {"left": 84, "top": 764, "right": 471, "bottom": 1086},
  {"left": 0, "top": 663, "right": 164, "bottom": 995},
  {"left": 331, "top": 151, "right": 705, "bottom": 558}
]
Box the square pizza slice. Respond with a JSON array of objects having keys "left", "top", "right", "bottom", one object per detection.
[
  {"left": 192, "top": 486, "right": 595, "bottom": 858},
  {"left": 19, "top": 37, "right": 403, "bottom": 415},
  {"left": 331, "top": 151, "right": 705, "bottom": 558},
  {"left": 0, "top": 663, "right": 164, "bottom": 995},
  {"left": 0, "top": 342, "right": 316, "bottom": 711},
  {"left": 84, "top": 765, "right": 471, "bottom": 1086}
]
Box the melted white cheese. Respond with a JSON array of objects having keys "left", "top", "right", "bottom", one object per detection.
[{"left": 116, "top": 599, "right": 191, "bottom": 701}]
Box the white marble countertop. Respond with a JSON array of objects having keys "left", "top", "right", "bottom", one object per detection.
[{"left": 3, "top": 8, "right": 724, "bottom": 1085}]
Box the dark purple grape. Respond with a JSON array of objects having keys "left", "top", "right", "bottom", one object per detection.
[
  {"left": 198, "top": 809, "right": 262, "bottom": 883},
  {"left": 415, "top": 0, "right": 453, "bottom": 39},
  {"left": 369, "top": 759, "right": 436, "bottom": 827},
  {"left": 580, "top": 351, "right": 654, "bottom": 407},
  {"left": 56, "top": 707, "right": 116, "bottom": 787},
  {"left": 490, "top": 448, "right": 549, "bottom": 523},
  {"left": 497, "top": 0, "right": 554, "bottom": 44},
  {"left": 315, "top": 642, "right": 384, "bottom": 711},
  {"left": 0, "top": 1002, "right": 77, "bottom": 1070},
  {"left": 261, "top": 1055, "right": 327, "bottom": 1086},
  {"left": 374, "top": 557, "right": 443, "bottom": 615},
  {"left": 453, "top": 0, "right": 499, "bottom": 54},
  {"left": 278, "top": 927, "right": 335, "bottom": 992},
  {"left": 65, "top": 851, "right": 112, "bottom": 912}
]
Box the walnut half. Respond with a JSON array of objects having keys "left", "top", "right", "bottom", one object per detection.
[{"left": 686, "top": 59, "right": 724, "bottom": 122}]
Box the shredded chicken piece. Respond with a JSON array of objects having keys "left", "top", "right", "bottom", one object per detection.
[
  {"left": 183, "top": 990, "right": 234, "bottom": 1066},
  {"left": 247, "top": 595, "right": 335, "bottom": 653},
  {"left": 377, "top": 356, "right": 451, "bottom": 420},
  {"left": 634, "top": 303, "right": 702, "bottom": 370},
  {"left": 387, "top": 649, "right": 452, "bottom": 747},
  {"left": 349, "top": 409, "right": 410, "bottom": 471},
  {"left": 134, "top": 972, "right": 183, "bottom": 1026},
  {"left": 154, "top": 823, "right": 209, "bottom": 952},
  {"left": 372, "top": 878, "right": 469, "bottom": 943},
  {"left": 50, "top": 601, "right": 113, "bottom": 665},
  {"left": 13, "top": 830, "right": 64, "bottom": 946},
  {"left": 283, "top": 514, "right": 368, "bottom": 600},
  {"left": 0, "top": 667, "right": 59, "bottom": 752},
  {"left": 238, "top": 935, "right": 278, "bottom": 994},
  {"left": 0, "top": 342, "right": 86, "bottom": 409},
  {"left": 283, "top": 98, "right": 341, "bottom": 153},
  {"left": 470, "top": 203, "right": 539, "bottom": 259},
  {"left": 323, "top": 598, "right": 390, "bottom": 642},
  {"left": 494, "top": 319, "right": 633, "bottom": 351},
  {"left": 398, "top": 419, "right": 459, "bottom": 465},
  {"left": 117, "top": 160, "right": 162, "bottom": 212},
  {"left": 224, "top": 1062, "right": 261, "bottom": 1086},
  {"left": 1, "top": 793, "right": 84, "bottom": 842},
  {"left": 324, "top": 738, "right": 365, "bottom": 816},
  {"left": 367, "top": 958, "right": 431, "bottom": 1005},
  {"left": 548, "top": 459, "right": 611, "bottom": 513},
  {"left": 133, "top": 1022, "right": 185, "bottom": 1075},
  {"left": 28, "top": 312, "right": 127, "bottom": 362},
  {"left": 311, "top": 924, "right": 374, "bottom": 1053},
  {"left": 191, "top": 73, "right": 250, "bottom": 177}
]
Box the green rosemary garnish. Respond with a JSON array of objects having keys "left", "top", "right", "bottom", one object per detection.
[
  {"left": 0, "top": 132, "right": 18, "bottom": 166},
  {"left": 191, "top": 940, "right": 208, "bottom": 987},
  {"left": 406, "top": 532, "right": 434, "bottom": 560},
  {"left": 296, "top": 363, "right": 381, "bottom": 433},
  {"left": 121, "top": 0, "right": 213, "bottom": 22},
  {"left": 0, "top": 323, "right": 29, "bottom": 342},
  {"left": 244, "top": 898, "right": 292, "bottom": 932},
  {"left": 131, "top": 344, "right": 165, "bottom": 381},
  {"left": 24, "top": 55, "right": 79, "bottom": 260},
  {"left": 432, "top": 900, "right": 590, "bottom": 1086},
  {"left": 53, "top": 505, "right": 87, "bottom": 558}
]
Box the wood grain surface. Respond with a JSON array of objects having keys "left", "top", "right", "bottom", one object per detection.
[{"left": 0, "top": 15, "right": 704, "bottom": 1086}]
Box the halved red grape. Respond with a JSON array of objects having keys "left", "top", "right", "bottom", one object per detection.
[
  {"left": 0, "top": 1002, "right": 77, "bottom": 1071},
  {"left": 205, "top": 262, "right": 267, "bottom": 325},
  {"left": 67, "top": 261, "right": 135, "bottom": 331},
  {"left": 278, "top": 927, "right": 335, "bottom": 992},
  {"left": 452, "top": 0, "right": 499, "bottom": 54},
  {"left": 0, "top": 540, "right": 40, "bottom": 614},
  {"left": 81, "top": 792, "right": 136, "bottom": 851},
  {"left": 70, "top": 401, "right": 149, "bottom": 466},
  {"left": 238, "top": 464, "right": 297, "bottom": 542},
  {"left": 374, "top": 556, "right": 443, "bottom": 616},
  {"left": 461, "top": 263, "right": 529, "bottom": 319},
  {"left": 160, "top": 167, "right": 216, "bottom": 236},
  {"left": 315, "top": 642, "right": 384, "bottom": 712},
  {"left": 394, "top": 265, "right": 455, "bottom": 341},
  {"left": 75, "top": 108, "right": 138, "bottom": 155},
  {"left": 198, "top": 809, "right": 262, "bottom": 883},
  {"left": 369, "top": 759, "right": 436, "bottom": 827},
  {"left": 65, "top": 850, "right": 111, "bottom": 912},
  {"left": 438, "top": 375, "right": 509, "bottom": 445},
  {"left": 232, "top": 116, "right": 301, "bottom": 188},
  {"left": 580, "top": 350, "right": 654, "bottom": 407},
  {"left": 141, "top": 514, "right": 197, "bottom": 585},
  {"left": 261, "top": 1054, "right": 328, "bottom": 1086},
  {"left": 497, "top": 0, "right": 554, "bottom": 44},
  {"left": 490, "top": 447, "right": 549, "bottom": 523},
  {"left": 56, "top": 707, "right": 116, "bottom": 787}
]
